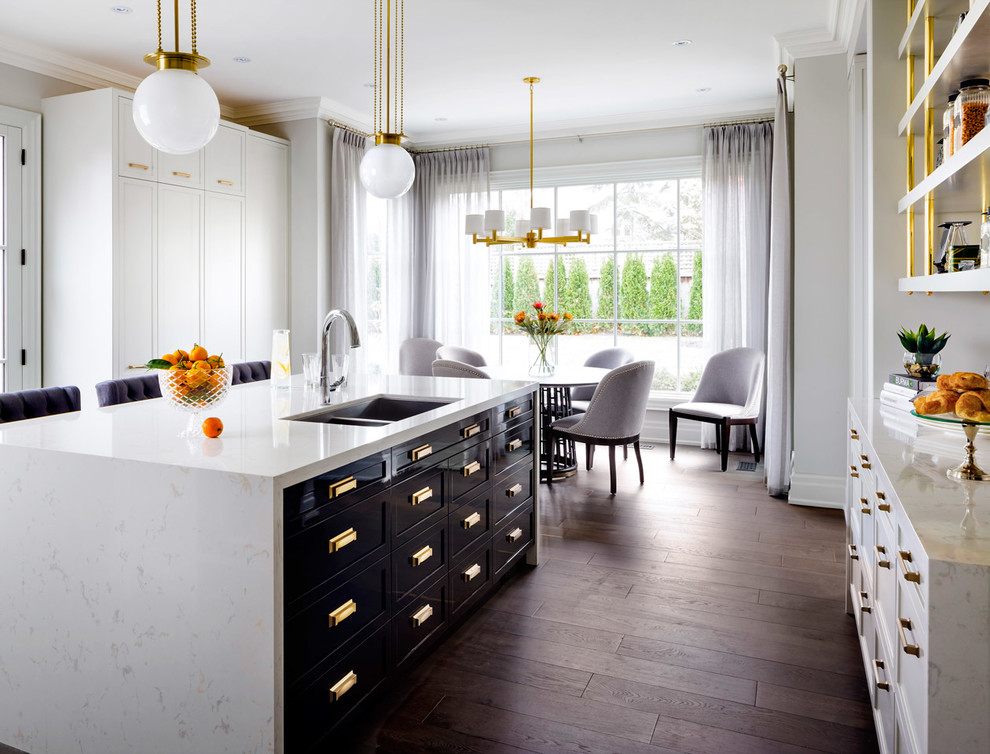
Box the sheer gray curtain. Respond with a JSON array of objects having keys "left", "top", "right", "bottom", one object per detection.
[
  {"left": 701, "top": 122, "right": 773, "bottom": 451},
  {"left": 766, "top": 75, "right": 794, "bottom": 497},
  {"left": 329, "top": 128, "right": 369, "bottom": 373}
]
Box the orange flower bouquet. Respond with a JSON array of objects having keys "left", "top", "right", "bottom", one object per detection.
[{"left": 513, "top": 301, "right": 573, "bottom": 376}]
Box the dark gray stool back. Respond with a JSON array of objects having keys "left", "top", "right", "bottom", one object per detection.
[
  {"left": 231, "top": 361, "right": 271, "bottom": 384},
  {"left": 95, "top": 375, "right": 162, "bottom": 407},
  {"left": 0, "top": 386, "right": 81, "bottom": 422}
]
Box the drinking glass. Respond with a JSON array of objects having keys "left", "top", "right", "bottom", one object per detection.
[
  {"left": 331, "top": 353, "right": 349, "bottom": 387},
  {"left": 302, "top": 352, "right": 320, "bottom": 386},
  {"left": 272, "top": 329, "right": 291, "bottom": 387}
]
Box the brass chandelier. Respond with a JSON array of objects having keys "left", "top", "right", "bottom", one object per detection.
[{"left": 465, "top": 77, "right": 597, "bottom": 248}]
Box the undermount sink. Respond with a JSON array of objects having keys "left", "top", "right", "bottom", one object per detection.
[{"left": 287, "top": 395, "right": 456, "bottom": 427}]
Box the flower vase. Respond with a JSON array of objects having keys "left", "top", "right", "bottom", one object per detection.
[{"left": 528, "top": 337, "right": 555, "bottom": 377}]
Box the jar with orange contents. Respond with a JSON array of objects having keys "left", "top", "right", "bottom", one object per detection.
[{"left": 954, "top": 78, "right": 990, "bottom": 151}]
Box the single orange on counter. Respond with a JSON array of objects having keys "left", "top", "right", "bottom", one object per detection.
[{"left": 202, "top": 417, "right": 223, "bottom": 438}]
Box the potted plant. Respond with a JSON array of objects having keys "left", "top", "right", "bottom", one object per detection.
[{"left": 898, "top": 323, "right": 950, "bottom": 379}]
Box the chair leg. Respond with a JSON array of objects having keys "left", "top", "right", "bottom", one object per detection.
[
  {"left": 720, "top": 421, "right": 730, "bottom": 472},
  {"left": 634, "top": 440, "right": 644, "bottom": 484},
  {"left": 608, "top": 445, "right": 617, "bottom": 495},
  {"left": 587, "top": 444, "right": 595, "bottom": 470},
  {"left": 547, "top": 430, "right": 555, "bottom": 485},
  {"left": 749, "top": 423, "right": 761, "bottom": 463},
  {"left": 668, "top": 412, "right": 677, "bottom": 460},
  {"left": 715, "top": 425, "right": 721, "bottom": 454},
  {"left": 623, "top": 444, "right": 628, "bottom": 460}
]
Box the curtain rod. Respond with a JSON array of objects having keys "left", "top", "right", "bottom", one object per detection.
[
  {"left": 703, "top": 117, "right": 773, "bottom": 128},
  {"left": 326, "top": 118, "right": 372, "bottom": 138},
  {"left": 326, "top": 119, "right": 486, "bottom": 153},
  {"left": 778, "top": 63, "right": 795, "bottom": 81}
]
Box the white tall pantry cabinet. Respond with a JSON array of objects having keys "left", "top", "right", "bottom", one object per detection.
[{"left": 42, "top": 88, "right": 289, "bottom": 402}]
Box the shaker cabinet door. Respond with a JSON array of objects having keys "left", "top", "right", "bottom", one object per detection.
[
  {"left": 206, "top": 125, "right": 246, "bottom": 195},
  {"left": 117, "top": 96, "right": 157, "bottom": 180},
  {"left": 203, "top": 193, "right": 244, "bottom": 361},
  {"left": 116, "top": 178, "right": 156, "bottom": 376},
  {"left": 157, "top": 185, "right": 203, "bottom": 351}
]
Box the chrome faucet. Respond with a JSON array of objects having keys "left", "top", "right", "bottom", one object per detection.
[{"left": 320, "top": 309, "right": 361, "bottom": 401}]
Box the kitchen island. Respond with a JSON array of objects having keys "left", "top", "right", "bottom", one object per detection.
[{"left": 0, "top": 374, "right": 538, "bottom": 754}]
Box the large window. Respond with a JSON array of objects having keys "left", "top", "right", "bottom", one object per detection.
[{"left": 487, "top": 176, "right": 704, "bottom": 393}]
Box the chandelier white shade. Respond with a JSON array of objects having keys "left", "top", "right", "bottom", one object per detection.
[
  {"left": 133, "top": 0, "right": 220, "bottom": 155},
  {"left": 133, "top": 68, "right": 219, "bottom": 155},
  {"left": 466, "top": 77, "right": 597, "bottom": 249},
  {"left": 359, "top": 0, "right": 415, "bottom": 199}
]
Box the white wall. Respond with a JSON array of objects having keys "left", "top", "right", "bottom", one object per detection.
[
  {"left": 0, "top": 62, "right": 85, "bottom": 112},
  {"left": 790, "top": 53, "right": 851, "bottom": 508}
]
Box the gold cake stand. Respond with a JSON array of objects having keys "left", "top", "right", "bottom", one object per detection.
[{"left": 912, "top": 411, "right": 990, "bottom": 481}]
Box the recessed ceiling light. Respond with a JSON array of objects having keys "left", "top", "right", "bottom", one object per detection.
[
  {"left": 673, "top": 39, "right": 692, "bottom": 46},
  {"left": 109, "top": 5, "right": 132, "bottom": 13},
  {"left": 363, "top": 82, "right": 376, "bottom": 89},
  {"left": 434, "top": 117, "right": 448, "bottom": 122},
  {"left": 233, "top": 56, "right": 251, "bottom": 63},
  {"left": 696, "top": 87, "right": 712, "bottom": 93}
]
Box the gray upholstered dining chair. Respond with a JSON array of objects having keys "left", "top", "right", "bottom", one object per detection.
[
  {"left": 96, "top": 374, "right": 162, "bottom": 407},
  {"left": 570, "top": 347, "right": 635, "bottom": 412},
  {"left": 431, "top": 359, "right": 490, "bottom": 379},
  {"left": 231, "top": 361, "right": 271, "bottom": 384},
  {"left": 435, "top": 345, "right": 487, "bottom": 367},
  {"left": 0, "top": 386, "right": 81, "bottom": 422},
  {"left": 399, "top": 338, "right": 443, "bottom": 376},
  {"left": 668, "top": 347, "right": 765, "bottom": 471},
  {"left": 548, "top": 360, "right": 655, "bottom": 495}
]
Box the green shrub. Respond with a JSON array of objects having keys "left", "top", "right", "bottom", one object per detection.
[
  {"left": 597, "top": 258, "right": 616, "bottom": 320},
  {"left": 683, "top": 250, "right": 703, "bottom": 335},
  {"left": 619, "top": 254, "right": 649, "bottom": 328},
  {"left": 648, "top": 254, "right": 677, "bottom": 336},
  {"left": 513, "top": 257, "right": 541, "bottom": 314},
  {"left": 564, "top": 257, "right": 593, "bottom": 333}
]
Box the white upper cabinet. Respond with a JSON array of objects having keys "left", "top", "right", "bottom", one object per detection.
[
  {"left": 117, "top": 98, "right": 157, "bottom": 180},
  {"left": 206, "top": 125, "right": 246, "bottom": 195},
  {"left": 159, "top": 149, "right": 205, "bottom": 190}
]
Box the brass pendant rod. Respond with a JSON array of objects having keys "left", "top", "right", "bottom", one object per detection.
[
  {"left": 156, "top": 0, "right": 163, "bottom": 52},
  {"left": 191, "top": 0, "right": 198, "bottom": 56},
  {"left": 173, "top": 0, "right": 180, "bottom": 53},
  {"left": 386, "top": 0, "right": 391, "bottom": 135},
  {"left": 529, "top": 79, "right": 534, "bottom": 210}
]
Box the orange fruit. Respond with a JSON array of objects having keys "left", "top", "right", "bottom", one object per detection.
[
  {"left": 176, "top": 349, "right": 190, "bottom": 361},
  {"left": 202, "top": 417, "right": 223, "bottom": 438},
  {"left": 185, "top": 370, "right": 208, "bottom": 389},
  {"left": 193, "top": 360, "right": 212, "bottom": 371},
  {"left": 161, "top": 353, "right": 179, "bottom": 365},
  {"left": 208, "top": 355, "right": 225, "bottom": 369},
  {"left": 190, "top": 344, "right": 208, "bottom": 362}
]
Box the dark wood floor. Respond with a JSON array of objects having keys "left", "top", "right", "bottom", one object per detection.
[{"left": 341, "top": 444, "right": 877, "bottom": 754}]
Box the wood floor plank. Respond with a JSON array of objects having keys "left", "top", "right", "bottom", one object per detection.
[
  {"left": 437, "top": 643, "right": 593, "bottom": 698},
  {"left": 583, "top": 673, "right": 878, "bottom": 754},
  {"left": 650, "top": 713, "right": 824, "bottom": 754},
  {"left": 758, "top": 589, "right": 845, "bottom": 612},
  {"left": 479, "top": 608, "right": 626, "bottom": 653},
  {"left": 756, "top": 682, "right": 874, "bottom": 730}
]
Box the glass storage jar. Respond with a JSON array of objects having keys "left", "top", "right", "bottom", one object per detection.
[
  {"left": 981, "top": 207, "right": 990, "bottom": 268},
  {"left": 955, "top": 77, "right": 990, "bottom": 150},
  {"left": 944, "top": 91, "right": 959, "bottom": 157}
]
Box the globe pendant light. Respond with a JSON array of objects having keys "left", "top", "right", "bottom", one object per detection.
[
  {"left": 359, "top": 0, "right": 415, "bottom": 199},
  {"left": 133, "top": 0, "right": 220, "bottom": 155}
]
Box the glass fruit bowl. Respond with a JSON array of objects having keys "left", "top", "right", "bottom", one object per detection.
[{"left": 158, "top": 365, "right": 233, "bottom": 436}]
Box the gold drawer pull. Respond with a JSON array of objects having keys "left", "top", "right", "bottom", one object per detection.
[
  {"left": 876, "top": 545, "right": 890, "bottom": 569},
  {"left": 410, "top": 443, "right": 433, "bottom": 461},
  {"left": 859, "top": 591, "right": 871, "bottom": 614},
  {"left": 898, "top": 617, "right": 921, "bottom": 656},
  {"left": 172, "top": 171, "right": 191, "bottom": 177},
  {"left": 507, "top": 527, "right": 523, "bottom": 543},
  {"left": 878, "top": 502, "right": 891, "bottom": 512},
  {"left": 461, "top": 423, "right": 481, "bottom": 439},
  {"left": 127, "top": 364, "right": 149, "bottom": 370},
  {"left": 861, "top": 462, "right": 872, "bottom": 470},
  {"left": 411, "top": 545, "right": 433, "bottom": 566},
  {"left": 873, "top": 659, "right": 890, "bottom": 691},
  {"left": 462, "top": 512, "right": 481, "bottom": 529},
  {"left": 462, "top": 563, "right": 481, "bottom": 582},
  {"left": 849, "top": 465, "right": 859, "bottom": 478},
  {"left": 860, "top": 454, "right": 869, "bottom": 462},
  {"left": 899, "top": 550, "right": 921, "bottom": 583},
  {"left": 507, "top": 405, "right": 522, "bottom": 418},
  {"left": 506, "top": 483, "right": 523, "bottom": 498},
  {"left": 328, "top": 599, "right": 356, "bottom": 627},
  {"left": 876, "top": 491, "right": 886, "bottom": 500},
  {"left": 462, "top": 460, "right": 481, "bottom": 476},
  {"left": 217, "top": 179, "right": 235, "bottom": 186},
  {"left": 847, "top": 543, "right": 858, "bottom": 560},
  {"left": 329, "top": 528, "right": 357, "bottom": 553},
  {"left": 850, "top": 429, "right": 859, "bottom": 438},
  {"left": 507, "top": 438, "right": 523, "bottom": 452},
  {"left": 410, "top": 486, "right": 433, "bottom": 506},
  {"left": 330, "top": 670, "right": 357, "bottom": 702},
  {"left": 329, "top": 476, "right": 357, "bottom": 498},
  {"left": 127, "top": 162, "right": 149, "bottom": 170},
  {"left": 410, "top": 604, "right": 433, "bottom": 627}
]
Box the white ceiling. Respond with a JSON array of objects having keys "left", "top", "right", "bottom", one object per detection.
[{"left": 0, "top": 0, "right": 852, "bottom": 145}]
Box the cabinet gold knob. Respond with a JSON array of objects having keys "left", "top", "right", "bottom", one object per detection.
[
  {"left": 461, "top": 423, "right": 481, "bottom": 439},
  {"left": 873, "top": 659, "right": 890, "bottom": 691},
  {"left": 507, "top": 438, "right": 523, "bottom": 452},
  {"left": 410, "top": 486, "right": 433, "bottom": 506},
  {"left": 329, "top": 476, "right": 357, "bottom": 498},
  {"left": 330, "top": 670, "right": 357, "bottom": 702},
  {"left": 462, "top": 512, "right": 481, "bottom": 529},
  {"left": 462, "top": 460, "right": 481, "bottom": 477},
  {"left": 462, "top": 563, "right": 481, "bottom": 582},
  {"left": 411, "top": 545, "right": 433, "bottom": 566},
  {"left": 410, "top": 443, "right": 433, "bottom": 461},
  {"left": 507, "top": 527, "right": 523, "bottom": 543},
  {"left": 410, "top": 604, "right": 433, "bottom": 627},
  {"left": 328, "top": 599, "right": 356, "bottom": 627},
  {"left": 507, "top": 406, "right": 522, "bottom": 418},
  {"left": 898, "top": 617, "right": 921, "bottom": 656},
  {"left": 329, "top": 528, "right": 357, "bottom": 553}
]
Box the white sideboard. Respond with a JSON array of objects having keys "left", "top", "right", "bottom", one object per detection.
[
  {"left": 846, "top": 399, "right": 990, "bottom": 754},
  {"left": 41, "top": 88, "right": 290, "bottom": 401}
]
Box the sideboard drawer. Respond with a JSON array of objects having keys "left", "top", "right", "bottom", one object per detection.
[
  {"left": 450, "top": 540, "right": 492, "bottom": 617},
  {"left": 284, "top": 452, "right": 389, "bottom": 527},
  {"left": 284, "top": 494, "right": 388, "bottom": 605},
  {"left": 895, "top": 585, "right": 928, "bottom": 750},
  {"left": 896, "top": 521, "right": 928, "bottom": 607},
  {"left": 493, "top": 420, "right": 534, "bottom": 475},
  {"left": 393, "top": 519, "right": 446, "bottom": 602},
  {"left": 446, "top": 439, "right": 490, "bottom": 503},
  {"left": 494, "top": 393, "right": 535, "bottom": 430},
  {"left": 449, "top": 488, "right": 491, "bottom": 558},
  {"left": 391, "top": 466, "right": 446, "bottom": 540},
  {"left": 494, "top": 501, "right": 534, "bottom": 576},
  {"left": 493, "top": 462, "right": 534, "bottom": 524},
  {"left": 392, "top": 409, "right": 491, "bottom": 476},
  {"left": 394, "top": 573, "right": 447, "bottom": 669}
]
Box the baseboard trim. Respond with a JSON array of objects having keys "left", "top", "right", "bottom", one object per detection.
[
  {"left": 642, "top": 408, "right": 702, "bottom": 447},
  {"left": 788, "top": 471, "right": 844, "bottom": 509}
]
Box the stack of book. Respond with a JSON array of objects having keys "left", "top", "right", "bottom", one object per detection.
[{"left": 879, "top": 373, "right": 937, "bottom": 413}]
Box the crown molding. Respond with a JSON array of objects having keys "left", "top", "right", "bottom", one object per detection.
[
  {"left": 230, "top": 96, "right": 373, "bottom": 132},
  {"left": 775, "top": 0, "right": 857, "bottom": 59}
]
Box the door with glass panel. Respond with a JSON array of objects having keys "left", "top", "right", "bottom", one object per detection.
[{"left": 0, "top": 124, "right": 23, "bottom": 391}]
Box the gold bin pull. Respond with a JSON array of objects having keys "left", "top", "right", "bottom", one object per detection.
[
  {"left": 462, "top": 512, "right": 481, "bottom": 529},
  {"left": 899, "top": 550, "right": 922, "bottom": 583},
  {"left": 410, "top": 443, "right": 433, "bottom": 461},
  {"left": 873, "top": 659, "right": 890, "bottom": 691},
  {"left": 507, "top": 405, "right": 522, "bottom": 418},
  {"left": 330, "top": 670, "right": 357, "bottom": 702},
  {"left": 217, "top": 179, "right": 235, "bottom": 186},
  {"left": 410, "top": 487, "right": 433, "bottom": 506},
  {"left": 329, "top": 528, "right": 357, "bottom": 553},
  {"left": 128, "top": 162, "right": 150, "bottom": 170},
  {"left": 462, "top": 563, "right": 481, "bottom": 582},
  {"left": 410, "top": 604, "right": 433, "bottom": 627},
  {"left": 876, "top": 545, "right": 891, "bottom": 569},
  {"left": 329, "top": 476, "right": 358, "bottom": 499},
  {"left": 847, "top": 543, "right": 858, "bottom": 560},
  {"left": 507, "top": 438, "right": 523, "bottom": 452},
  {"left": 507, "top": 527, "right": 523, "bottom": 543},
  {"left": 860, "top": 498, "right": 871, "bottom": 515},
  {"left": 328, "top": 599, "right": 357, "bottom": 627},
  {"left": 461, "top": 423, "right": 481, "bottom": 439},
  {"left": 462, "top": 460, "right": 481, "bottom": 477},
  {"left": 898, "top": 617, "right": 921, "bottom": 656},
  {"left": 506, "top": 483, "right": 523, "bottom": 498},
  {"left": 859, "top": 591, "right": 871, "bottom": 614},
  {"left": 411, "top": 545, "right": 433, "bottom": 566}
]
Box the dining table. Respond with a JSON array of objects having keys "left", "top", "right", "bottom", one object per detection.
[{"left": 482, "top": 365, "right": 610, "bottom": 482}]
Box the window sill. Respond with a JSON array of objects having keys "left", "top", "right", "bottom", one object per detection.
[{"left": 647, "top": 392, "right": 694, "bottom": 411}]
